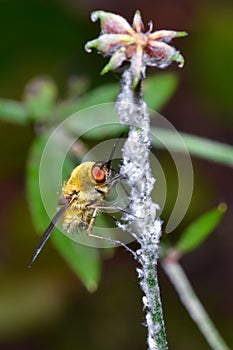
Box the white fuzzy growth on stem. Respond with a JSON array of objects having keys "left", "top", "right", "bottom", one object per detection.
[{"left": 115, "top": 70, "right": 167, "bottom": 350}]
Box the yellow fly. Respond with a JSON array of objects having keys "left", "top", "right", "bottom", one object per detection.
[{"left": 29, "top": 135, "right": 124, "bottom": 267}]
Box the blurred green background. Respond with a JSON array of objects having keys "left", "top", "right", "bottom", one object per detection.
[{"left": 0, "top": 0, "right": 232, "bottom": 349}]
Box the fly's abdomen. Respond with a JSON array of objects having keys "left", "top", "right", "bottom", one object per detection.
[{"left": 62, "top": 204, "right": 95, "bottom": 234}]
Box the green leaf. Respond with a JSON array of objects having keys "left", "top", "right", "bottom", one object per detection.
[
  {"left": 51, "top": 83, "right": 123, "bottom": 139},
  {"left": 0, "top": 99, "right": 29, "bottom": 124},
  {"left": 143, "top": 73, "right": 178, "bottom": 111},
  {"left": 63, "top": 103, "right": 125, "bottom": 140},
  {"left": 0, "top": 72, "right": 177, "bottom": 127},
  {"left": 53, "top": 73, "right": 177, "bottom": 125},
  {"left": 27, "top": 134, "right": 49, "bottom": 232},
  {"left": 53, "top": 83, "right": 119, "bottom": 122},
  {"left": 176, "top": 203, "right": 227, "bottom": 254},
  {"left": 26, "top": 134, "right": 101, "bottom": 291},
  {"left": 53, "top": 233, "right": 100, "bottom": 292},
  {"left": 151, "top": 128, "right": 233, "bottom": 168},
  {"left": 52, "top": 74, "right": 177, "bottom": 140}
]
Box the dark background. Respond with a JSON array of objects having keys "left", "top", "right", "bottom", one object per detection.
[{"left": 0, "top": 0, "right": 232, "bottom": 349}]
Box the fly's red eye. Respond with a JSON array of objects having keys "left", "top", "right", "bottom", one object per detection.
[{"left": 92, "top": 166, "right": 105, "bottom": 183}]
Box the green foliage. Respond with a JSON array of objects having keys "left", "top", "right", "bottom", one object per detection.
[
  {"left": 0, "top": 99, "right": 29, "bottom": 124},
  {"left": 1, "top": 72, "right": 231, "bottom": 290},
  {"left": 27, "top": 134, "right": 50, "bottom": 232},
  {"left": 176, "top": 203, "right": 227, "bottom": 255},
  {"left": 151, "top": 128, "right": 233, "bottom": 167},
  {"left": 143, "top": 73, "right": 178, "bottom": 110},
  {"left": 0, "top": 3, "right": 232, "bottom": 350},
  {"left": 23, "top": 72, "right": 179, "bottom": 289},
  {"left": 53, "top": 233, "right": 100, "bottom": 292}
]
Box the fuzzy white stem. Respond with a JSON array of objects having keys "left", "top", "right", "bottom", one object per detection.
[{"left": 116, "top": 70, "right": 167, "bottom": 350}]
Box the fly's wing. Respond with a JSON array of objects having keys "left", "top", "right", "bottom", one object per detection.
[{"left": 28, "top": 197, "right": 71, "bottom": 268}]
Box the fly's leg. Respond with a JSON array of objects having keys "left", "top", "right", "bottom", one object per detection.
[
  {"left": 86, "top": 208, "right": 116, "bottom": 240},
  {"left": 87, "top": 204, "right": 140, "bottom": 240},
  {"left": 86, "top": 207, "right": 137, "bottom": 259},
  {"left": 86, "top": 208, "right": 98, "bottom": 236},
  {"left": 87, "top": 204, "right": 142, "bottom": 219}
]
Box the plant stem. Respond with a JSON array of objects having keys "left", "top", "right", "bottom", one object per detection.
[
  {"left": 116, "top": 70, "right": 167, "bottom": 350},
  {"left": 162, "top": 259, "right": 231, "bottom": 350}
]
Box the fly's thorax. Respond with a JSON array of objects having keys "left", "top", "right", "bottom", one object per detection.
[{"left": 63, "top": 162, "right": 95, "bottom": 195}]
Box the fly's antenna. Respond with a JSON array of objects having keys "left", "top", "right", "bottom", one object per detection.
[{"left": 106, "top": 132, "right": 125, "bottom": 172}]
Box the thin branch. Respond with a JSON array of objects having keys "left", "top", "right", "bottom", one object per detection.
[{"left": 162, "top": 260, "right": 231, "bottom": 350}]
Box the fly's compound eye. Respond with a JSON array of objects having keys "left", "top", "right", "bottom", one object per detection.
[{"left": 92, "top": 165, "right": 106, "bottom": 183}]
